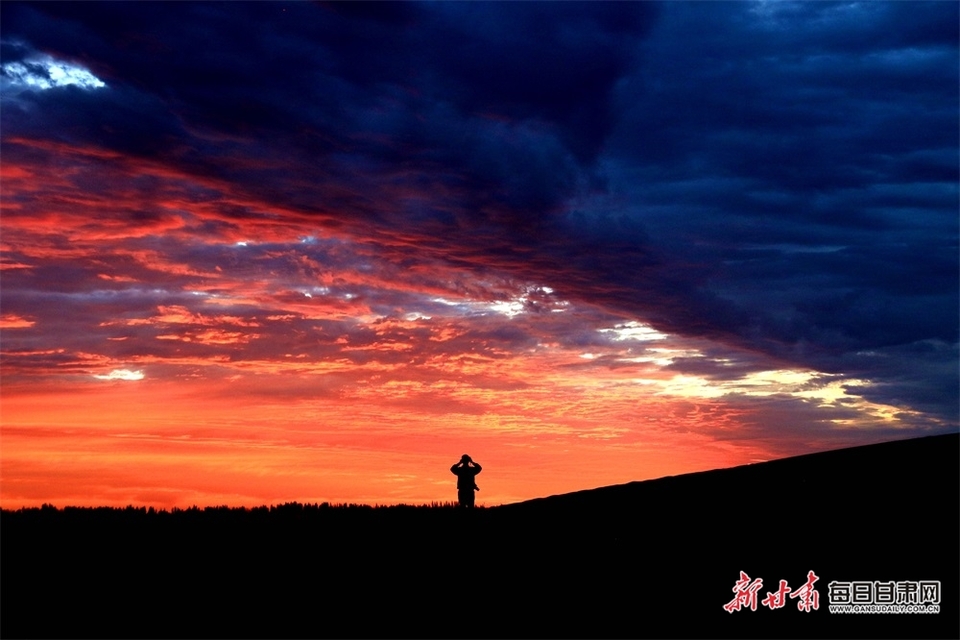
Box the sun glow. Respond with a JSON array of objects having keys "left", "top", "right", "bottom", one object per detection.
[{"left": 93, "top": 368, "right": 145, "bottom": 381}]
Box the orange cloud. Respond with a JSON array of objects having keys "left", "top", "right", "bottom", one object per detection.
[{"left": 0, "top": 314, "right": 35, "bottom": 329}]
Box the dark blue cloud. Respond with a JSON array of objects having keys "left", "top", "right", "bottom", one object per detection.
[
  {"left": 1, "top": 1, "right": 956, "bottom": 424},
  {"left": 594, "top": 1, "right": 958, "bottom": 416}
]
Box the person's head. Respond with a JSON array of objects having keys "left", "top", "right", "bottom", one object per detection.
[{"left": 460, "top": 454, "right": 472, "bottom": 464}]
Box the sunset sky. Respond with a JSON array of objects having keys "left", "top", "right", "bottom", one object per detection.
[{"left": 1, "top": 1, "right": 957, "bottom": 509}]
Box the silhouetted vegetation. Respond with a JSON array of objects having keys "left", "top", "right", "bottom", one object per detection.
[{"left": 4, "top": 500, "right": 470, "bottom": 520}]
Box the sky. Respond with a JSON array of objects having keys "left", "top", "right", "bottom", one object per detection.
[{"left": 1, "top": 1, "right": 957, "bottom": 509}]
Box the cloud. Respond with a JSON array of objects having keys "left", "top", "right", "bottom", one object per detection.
[
  {"left": 0, "top": 1, "right": 956, "bottom": 507},
  {"left": 1, "top": 52, "right": 105, "bottom": 93}
]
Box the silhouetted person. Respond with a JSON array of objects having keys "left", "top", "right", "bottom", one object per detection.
[{"left": 450, "top": 454, "right": 481, "bottom": 508}]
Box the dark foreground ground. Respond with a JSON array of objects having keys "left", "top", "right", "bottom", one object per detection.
[{"left": 3, "top": 433, "right": 957, "bottom": 638}]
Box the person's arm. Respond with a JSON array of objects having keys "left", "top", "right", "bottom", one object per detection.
[
  {"left": 472, "top": 462, "right": 481, "bottom": 474},
  {"left": 451, "top": 463, "right": 460, "bottom": 474}
]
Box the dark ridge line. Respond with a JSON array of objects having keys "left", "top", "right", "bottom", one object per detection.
[{"left": 500, "top": 431, "right": 959, "bottom": 509}]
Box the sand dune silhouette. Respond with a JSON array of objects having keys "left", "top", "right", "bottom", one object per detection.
[{"left": 3, "top": 433, "right": 956, "bottom": 638}]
